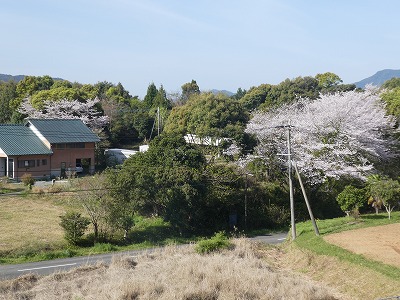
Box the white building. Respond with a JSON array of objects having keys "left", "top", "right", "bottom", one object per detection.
[{"left": 104, "top": 148, "right": 138, "bottom": 166}]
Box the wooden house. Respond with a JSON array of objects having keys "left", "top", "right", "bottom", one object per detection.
[{"left": 0, "top": 119, "right": 100, "bottom": 180}]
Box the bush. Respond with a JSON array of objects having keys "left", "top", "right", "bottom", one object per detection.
[
  {"left": 21, "top": 173, "right": 35, "bottom": 187},
  {"left": 47, "top": 184, "right": 64, "bottom": 194},
  {"left": 336, "top": 185, "right": 365, "bottom": 218},
  {"left": 59, "top": 212, "right": 90, "bottom": 245},
  {"left": 195, "top": 232, "right": 232, "bottom": 254}
]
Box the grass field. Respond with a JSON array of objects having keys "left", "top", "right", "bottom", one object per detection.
[
  {"left": 1, "top": 181, "right": 400, "bottom": 299},
  {"left": 0, "top": 182, "right": 191, "bottom": 264}
]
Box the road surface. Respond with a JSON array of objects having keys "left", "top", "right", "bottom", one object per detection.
[{"left": 0, "top": 233, "right": 287, "bottom": 280}]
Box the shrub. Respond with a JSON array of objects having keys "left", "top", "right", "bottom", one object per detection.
[
  {"left": 59, "top": 212, "right": 90, "bottom": 245},
  {"left": 21, "top": 173, "right": 35, "bottom": 188},
  {"left": 195, "top": 232, "right": 232, "bottom": 254},
  {"left": 336, "top": 185, "right": 365, "bottom": 218},
  {"left": 47, "top": 184, "right": 64, "bottom": 194},
  {"left": 31, "top": 186, "right": 44, "bottom": 196}
]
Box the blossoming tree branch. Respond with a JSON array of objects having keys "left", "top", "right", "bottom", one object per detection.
[{"left": 245, "top": 85, "right": 397, "bottom": 184}]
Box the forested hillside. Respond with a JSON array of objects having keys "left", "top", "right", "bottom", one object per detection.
[{"left": 1, "top": 71, "right": 400, "bottom": 236}]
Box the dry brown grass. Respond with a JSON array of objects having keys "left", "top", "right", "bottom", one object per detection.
[
  {"left": 262, "top": 243, "right": 400, "bottom": 300},
  {"left": 0, "top": 195, "right": 66, "bottom": 253},
  {"left": 0, "top": 239, "right": 341, "bottom": 300}
]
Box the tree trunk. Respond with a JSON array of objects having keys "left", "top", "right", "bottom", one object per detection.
[{"left": 94, "top": 223, "right": 98, "bottom": 243}]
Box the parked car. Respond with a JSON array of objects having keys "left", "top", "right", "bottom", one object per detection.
[{"left": 75, "top": 163, "right": 83, "bottom": 173}]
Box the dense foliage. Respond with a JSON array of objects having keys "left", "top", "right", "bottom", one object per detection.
[
  {"left": 2, "top": 71, "right": 400, "bottom": 237},
  {"left": 106, "top": 134, "right": 288, "bottom": 234}
]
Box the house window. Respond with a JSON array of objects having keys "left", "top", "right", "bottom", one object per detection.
[
  {"left": 67, "top": 143, "right": 85, "bottom": 148},
  {"left": 18, "top": 160, "right": 35, "bottom": 168},
  {"left": 42, "top": 159, "right": 47, "bottom": 166},
  {"left": 55, "top": 143, "right": 84, "bottom": 149},
  {"left": 37, "top": 160, "right": 40, "bottom": 167}
]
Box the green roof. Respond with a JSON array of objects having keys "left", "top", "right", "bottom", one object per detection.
[
  {"left": 27, "top": 119, "right": 100, "bottom": 144},
  {"left": 0, "top": 125, "right": 53, "bottom": 156}
]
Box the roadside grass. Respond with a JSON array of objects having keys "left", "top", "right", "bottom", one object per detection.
[
  {"left": 0, "top": 239, "right": 341, "bottom": 300},
  {"left": 294, "top": 211, "right": 400, "bottom": 280}
]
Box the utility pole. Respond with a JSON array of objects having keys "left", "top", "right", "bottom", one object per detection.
[
  {"left": 275, "top": 122, "right": 296, "bottom": 240},
  {"left": 293, "top": 161, "right": 319, "bottom": 236},
  {"left": 286, "top": 121, "right": 296, "bottom": 240}
]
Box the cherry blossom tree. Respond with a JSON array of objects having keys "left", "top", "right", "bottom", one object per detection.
[
  {"left": 245, "top": 85, "right": 397, "bottom": 183},
  {"left": 18, "top": 98, "right": 109, "bottom": 131}
]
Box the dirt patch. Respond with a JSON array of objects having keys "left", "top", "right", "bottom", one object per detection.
[{"left": 324, "top": 223, "right": 400, "bottom": 268}]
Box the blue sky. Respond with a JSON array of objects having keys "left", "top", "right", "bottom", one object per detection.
[{"left": 1, "top": 0, "right": 399, "bottom": 98}]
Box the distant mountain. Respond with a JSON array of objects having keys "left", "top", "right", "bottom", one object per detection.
[
  {"left": 0, "top": 73, "right": 64, "bottom": 83},
  {"left": 210, "top": 89, "right": 234, "bottom": 97},
  {"left": 0, "top": 73, "right": 25, "bottom": 83},
  {"left": 354, "top": 69, "right": 400, "bottom": 88}
]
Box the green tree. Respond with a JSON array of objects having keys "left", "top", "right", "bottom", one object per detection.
[
  {"left": 107, "top": 134, "right": 209, "bottom": 234},
  {"left": 93, "top": 81, "right": 116, "bottom": 99},
  {"left": 367, "top": 176, "right": 400, "bottom": 219},
  {"left": 336, "top": 185, "right": 365, "bottom": 218},
  {"left": 181, "top": 80, "right": 200, "bottom": 103},
  {"left": 232, "top": 87, "right": 247, "bottom": 100},
  {"left": 315, "top": 72, "right": 343, "bottom": 89},
  {"left": 51, "top": 80, "right": 73, "bottom": 89},
  {"left": 30, "top": 87, "right": 88, "bottom": 109},
  {"left": 106, "top": 82, "right": 131, "bottom": 103},
  {"left": 143, "top": 82, "right": 158, "bottom": 108},
  {"left": 16, "top": 75, "right": 54, "bottom": 99},
  {"left": 381, "top": 87, "right": 400, "bottom": 123},
  {"left": 80, "top": 84, "right": 100, "bottom": 100},
  {"left": 243, "top": 77, "right": 320, "bottom": 111},
  {"left": 239, "top": 84, "right": 272, "bottom": 111},
  {"left": 164, "top": 92, "right": 249, "bottom": 146},
  {"left": 59, "top": 212, "right": 90, "bottom": 245},
  {"left": 73, "top": 174, "right": 111, "bottom": 242},
  {"left": 152, "top": 85, "right": 171, "bottom": 109},
  {"left": 101, "top": 97, "right": 153, "bottom": 146},
  {"left": 0, "top": 81, "right": 16, "bottom": 123},
  {"left": 382, "top": 77, "right": 400, "bottom": 90}
]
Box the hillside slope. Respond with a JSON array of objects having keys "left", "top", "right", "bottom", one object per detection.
[
  {"left": 0, "top": 74, "right": 25, "bottom": 82},
  {"left": 354, "top": 69, "right": 400, "bottom": 88}
]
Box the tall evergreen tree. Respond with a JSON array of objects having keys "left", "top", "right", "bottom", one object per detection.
[{"left": 143, "top": 82, "right": 158, "bottom": 108}]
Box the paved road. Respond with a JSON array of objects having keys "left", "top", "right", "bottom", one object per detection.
[
  {"left": 0, "top": 248, "right": 157, "bottom": 280},
  {"left": 0, "top": 233, "right": 287, "bottom": 280},
  {"left": 249, "top": 232, "right": 288, "bottom": 244}
]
